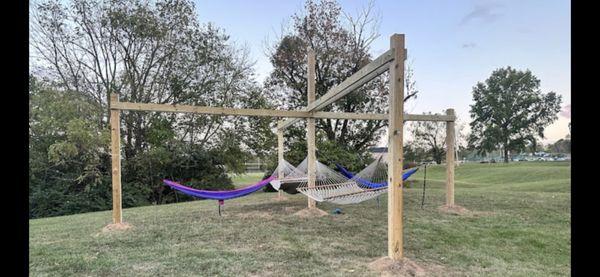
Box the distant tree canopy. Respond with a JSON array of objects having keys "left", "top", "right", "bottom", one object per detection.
[
  {"left": 408, "top": 113, "right": 447, "bottom": 164},
  {"left": 264, "top": 0, "right": 417, "bottom": 169},
  {"left": 405, "top": 111, "right": 466, "bottom": 164},
  {"left": 29, "top": 0, "right": 429, "bottom": 219},
  {"left": 468, "top": 67, "right": 562, "bottom": 163},
  {"left": 546, "top": 138, "right": 571, "bottom": 154}
]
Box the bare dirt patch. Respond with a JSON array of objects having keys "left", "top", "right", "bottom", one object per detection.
[
  {"left": 438, "top": 205, "right": 470, "bottom": 215},
  {"left": 368, "top": 257, "right": 453, "bottom": 277},
  {"left": 293, "top": 207, "right": 328, "bottom": 218},
  {"left": 101, "top": 222, "right": 133, "bottom": 233},
  {"left": 368, "top": 257, "right": 426, "bottom": 277},
  {"left": 273, "top": 195, "right": 289, "bottom": 201}
]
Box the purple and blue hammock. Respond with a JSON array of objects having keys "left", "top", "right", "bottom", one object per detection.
[
  {"left": 162, "top": 176, "right": 276, "bottom": 215},
  {"left": 335, "top": 164, "right": 419, "bottom": 189},
  {"left": 162, "top": 164, "right": 419, "bottom": 215},
  {"left": 163, "top": 175, "right": 276, "bottom": 200}
]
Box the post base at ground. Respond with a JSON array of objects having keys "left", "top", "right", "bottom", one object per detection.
[
  {"left": 102, "top": 222, "right": 133, "bottom": 232},
  {"left": 293, "top": 207, "right": 328, "bottom": 217},
  {"left": 438, "top": 204, "right": 469, "bottom": 215},
  {"left": 273, "top": 195, "right": 288, "bottom": 201},
  {"left": 369, "top": 257, "right": 426, "bottom": 277}
]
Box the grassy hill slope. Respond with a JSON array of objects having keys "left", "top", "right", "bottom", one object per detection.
[{"left": 30, "top": 162, "right": 571, "bottom": 276}]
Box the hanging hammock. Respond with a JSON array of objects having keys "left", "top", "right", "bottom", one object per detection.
[
  {"left": 162, "top": 175, "right": 276, "bottom": 201},
  {"left": 295, "top": 159, "right": 382, "bottom": 204},
  {"left": 335, "top": 163, "right": 419, "bottom": 188},
  {"left": 296, "top": 156, "right": 420, "bottom": 205},
  {"left": 269, "top": 158, "right": 309, "bottom": 194}
]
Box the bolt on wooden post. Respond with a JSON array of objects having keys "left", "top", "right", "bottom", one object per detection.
[{"left": 387, "top": 34, "right": 406, "bottom": 260}]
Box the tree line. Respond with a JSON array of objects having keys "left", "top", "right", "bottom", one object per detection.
[{"left": 29, "top": 0, "right": 564, "bottom": 219}]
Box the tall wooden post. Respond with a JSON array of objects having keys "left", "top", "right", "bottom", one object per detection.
[
  {"left": 445, "top": 109, "right": 456, "bottom": 206},
  {"left": 110, "top": 94, "right": 122, "bottom": 224},
  {"left": 307, "top": 48, "right": 317, "bottom": 209},
  {"left": 387, "top": 34, "right": 406, "bottom": 260},
  {"left": 277, "top": 121, "right": 285, "bottom": 199}
]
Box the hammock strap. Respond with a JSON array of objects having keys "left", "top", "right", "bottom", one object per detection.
[
  {"left": 218, "top": 200, "right": 224, "bottom": 216},
  {"left": 421, "top": 164, "right": 427, "bottom": 209}
]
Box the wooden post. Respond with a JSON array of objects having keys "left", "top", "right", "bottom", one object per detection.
[
  {"left": 387, "top": 34, "right": 406, "bottom": 260},
  {"left": 110, "top": 94, "right": 122, "bottom": 224},
  {"left": 277, "top": 121, "right": 285, "bottom": 199},
  {"left": 307, "top": 48, "right": 317, "bottom": 209},
  {"left": 445, "top": 109, "right": 456, "bottom": 206}
]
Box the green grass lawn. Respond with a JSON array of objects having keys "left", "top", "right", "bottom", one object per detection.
[
  {"left": 29, "top": 162, "right": 570, "bottom": 276},
  {"left": 228, "top": 172, "right": 265, "bottom": 188}
]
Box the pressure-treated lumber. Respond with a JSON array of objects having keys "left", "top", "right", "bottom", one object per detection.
[
  {"left": 109, "top": 94, "right": 122, "bottom": 224},
  {"left": 110, "top": 101, "right": 308, "bottom": 117},
  {"left": 277, "top": 122, "right": 285, "bottom": 200},
  {"left": 111, "top": 101, "right": 386, "bottom": 120},
  {"left": 307, "top": 49, "right": 317, "bottom": 209},
  {"left": 313, "top": 112, "right": 455, "bottom": 122},
  {"left": 307, "top": 48, "right": 395, "bottom": 111},
  {"left": 110, "top": 101, "right": 455, "bottom": 123},
  {"left": 404, "top": 113, "right": 455, "bottom": 122},
  {"left": 279, "top": 48, "right": 395, "bottom": 129},
  {"left": 445, "top": 109, "right": 456, "bottom": 206},
  {"left": 387, "top": 34, "right": 406, "bottom": 261}
]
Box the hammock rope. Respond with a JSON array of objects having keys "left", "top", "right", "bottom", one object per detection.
[
  {"left": 296, "top": 154, "right": 420, "bottom": 205},
  {"left": 269, "top": 159, "right": 307, "bottom": 191}
]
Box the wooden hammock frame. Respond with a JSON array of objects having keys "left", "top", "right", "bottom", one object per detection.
[{"left": 108, "top": 33, "right": 457, "bottom": 261}]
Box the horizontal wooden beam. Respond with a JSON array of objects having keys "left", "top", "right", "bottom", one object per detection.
[
  {"left": 404, "top": 114, "right": 456, "bottom": 122},
  {"left": 111, "top": 101, "right": 308, "bottom": 117},
  {"left": 277, "top": 113, "right": 455, "bottom": 130},
  {"left": 110, "top": 99, "right": 455, "bottom": 129},
  {"left": 279, "top": 49, "right": 396, "bottom": 130},
  {"left": 313, "top": 112, "right": 387, "bottom": 121},
  {"left": 110, "top": 100, "right": 395, "bottom": 120}
]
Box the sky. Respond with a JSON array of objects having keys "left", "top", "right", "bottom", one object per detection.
[{"left": 197, "top": 0, "right": 570, "bottom": 144}]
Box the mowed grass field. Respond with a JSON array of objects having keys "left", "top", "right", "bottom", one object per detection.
[{"left": 29, "top": 162, "right": 570, "bottom": 276}]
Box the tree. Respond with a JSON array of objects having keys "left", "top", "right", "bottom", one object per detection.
[
  {"left": 31, "top": 0, "right": 269, "bottom": 165},
  {"left": 406, "top": 111, "right": 466, "bottom": 164},
  {"left": 265, "top": 0, "right": 418, "bottom": 162},
  {"left": 546, "top": 138, "right": 570, "bottom": 154},
  {"left": 29, "top": 76, "right": 113, "bottom": 218},
  {"left": 29, "top": 0, "right": 274, "bottom": 217},
  {"left": 468, "top": 67, "right": 562, "bottom": 163},
  {"left": 408, "top": 113, "right": 446, "bottom": 164}
]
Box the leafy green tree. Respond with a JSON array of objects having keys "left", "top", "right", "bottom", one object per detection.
[
  {"left": 468, "top": 67, "right": 562, "bottom": 163},
  {"left": 31, "top": 0, "right": 270, "bottom": 166},
  {"left": 408, "top": 113, "right": 446, "bottom": 164},
  {"left": 265, "top": 0, "right": 418, "bottom": 160},
  {"left": 403, "top": 144, "right": 428, "bottom": 164},
  {"left": 29, "top": 0, "right": 272, "bottom": 217},
  {"left": 29, "top": 77, "right": 112, "bottom": 218},
  {"left": 546, "top": 138, "right": 570, "bottom": 154},
  {"left": 407, "top": 111, "right": 466, "bottom": 164}
]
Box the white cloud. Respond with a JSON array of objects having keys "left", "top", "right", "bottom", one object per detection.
[{"left": 460, "top": 2, "right": 504, "bottom": 26}]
